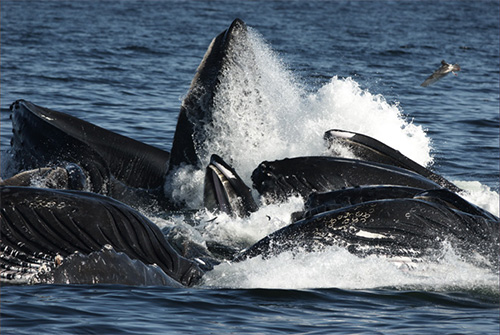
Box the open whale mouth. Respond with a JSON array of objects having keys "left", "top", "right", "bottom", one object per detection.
[{"left": 204, "top": 154, "right": 258, "bottom": 217}]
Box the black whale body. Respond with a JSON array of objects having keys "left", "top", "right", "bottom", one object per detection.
[
  {"left": 10, "top": 100, "right": 170, "bottom": 191},
  {"left": 7, "top": 17, "right": 451, "bottom": 209},
  {"left": 2, "top": 19, "right": 256, "bottom": 285},
  {"left": 324, "top": 129, "right": 461, "bottom": 192},
  {"left": 0, "top": 186, "right": 203, "bottom": 286},
  {"left": 203, "top": 155, "right": 499, "bottom": 268},
  {"left": 9, "top": 100, "right": 171, "bottom": 210},
  {"left": 236, "top": 188, "right": 500, "bottom": 268},
  {"left": 8, "top": 18, "right": 252, "bottom": 210},
  {"left": 2, "top": 184, "right": 497, "bottom": 286},
  {"left": 2, "top": 18, "right": 499, "bottom": 286},
  {"left": 251, "top": 156, "right": 443, "bottom": 203},
  {"left": 169, "top": 18, "right": 250, "bottom": 171}
]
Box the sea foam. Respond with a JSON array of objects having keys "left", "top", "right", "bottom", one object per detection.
[{"left": 166, "top": 27, "right": 499, "bottom": 291}]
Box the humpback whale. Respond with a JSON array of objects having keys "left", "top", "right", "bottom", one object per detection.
[
  {"left": 0, "top": 186, "right": 203, "bottom": 286},
  {"left": 236, "top": 187, "right": 499, "bottom": 268},
  {"left": 7, "top": 19, "right": 252, "bottom": 210},
  {"left": 204, "top": 154, "right": 258, "bottom": 217},
  {"left": 2, "top": 19, "right": 498, "bottom": 286},
  {"left": 201, "top": 155, "right": 498, "bottom": 268},
  {"left": 10, "top": 100, "right": 170, "bottom": 190},
  {"left": 9, "top": 100, "right": 171, "bottom": 210},
  {"left": 251, "top": 156, "right": 443, "bottom": 203},
  {"left": 1, "top": 20, "right": 257, "bottom": 285},
  {"left": 324, "top": 129, "right": 461, "bottom": 192},
  {"left": 169, "top": 18, "right": 250, "bottom": 171}
]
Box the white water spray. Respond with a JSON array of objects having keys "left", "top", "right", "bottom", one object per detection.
[
  {"left": 170, "top": 28, "right": 437, "bottom": 207},
  {"left": 201, "top": 244, "right": 499, "bottom": 290},
  {"left": 166, "top": 26, "right": 499, "bottom": 291},
  {"left": 206, "top": 29, "right": 433, "bottom": 179}
]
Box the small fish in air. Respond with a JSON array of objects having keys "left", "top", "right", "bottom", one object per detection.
[{"left": 421, "top": 60, "right": 461, "bottom": 87}]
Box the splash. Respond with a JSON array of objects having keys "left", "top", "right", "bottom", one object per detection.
[
  {"left": 170, "top": 27, "right": 433, "bottom": 207},
  {"left": 168, "top": 26, "right": 499, "bottom": 291},
  {"left": 197, "top": 196, "right": 304, "bottom": 247},
  {"left": 456, "top": 180, "right": 500, "bottom": 217},
  {"left": 201, "top": 244, "right": 499, "bottom": 291}
]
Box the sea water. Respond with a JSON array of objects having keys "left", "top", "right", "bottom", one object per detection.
[{"left": 1, "top": 1, "right": 498, "bottom": 334}]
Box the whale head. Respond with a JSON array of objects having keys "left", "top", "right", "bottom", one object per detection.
[
  {"left": 204, "top": 154, "right": 258, "bottom": 217},
  {"left": 169, "top": 19, "right": 249, "bottom": 172}
]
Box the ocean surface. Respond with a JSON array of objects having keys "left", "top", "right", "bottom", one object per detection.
[{"left": 1, "top": 1, "right": 499, "bottom": 334}]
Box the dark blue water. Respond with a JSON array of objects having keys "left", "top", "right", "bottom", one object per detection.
[
  {"left": 1, "top": 1, "right": 499, "bottom": 334},
  {"left": 2, "top": 285, "right": 498, "bottom": 334}
]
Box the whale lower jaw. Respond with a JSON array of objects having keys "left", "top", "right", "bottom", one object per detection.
[
  {"left": 204, "top": 154, "right": 258, "bottom": 217},
  {"left": 0, "top": 186, "right": 203, "bottom": 287},
  {"left": 169, "top": 19, "right": 249, "bottom": 171}
]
